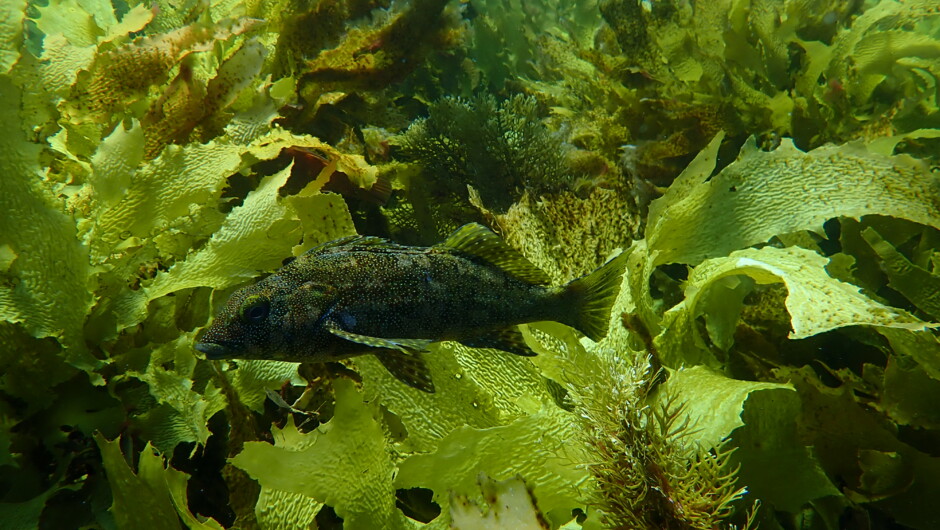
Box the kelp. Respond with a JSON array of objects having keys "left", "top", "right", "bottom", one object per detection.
[
  {"left": 3, "top": 0, "right": 940, "bottom": 529},
  {"left": 618, "top": 130, "right": 940, "bottom": 525},
  {"left": 468, "top": 0, "right": 940, "bottom": 190},
  {"left": 289, "top": 0, "right": 460, "bottom": 117},
  {"left": 449, "top": 475, "right": 551, "bottom": 529},
  {"left": 1, "top": 0, "right": 366, "bottom": 526}
]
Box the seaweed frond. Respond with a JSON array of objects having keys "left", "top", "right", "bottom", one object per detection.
[
  {"left": 573, "top": 356, "right": 752, "bottom": 529},
  {"left": 398, "top": 93, "right": 571, "bottom": 211}
]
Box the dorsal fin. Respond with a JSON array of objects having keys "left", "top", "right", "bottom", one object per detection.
[
  {"left": 305, "top": 235, "right": 406, "bottom": 257},
  {"left": 436, "top": 223, "right": 550, "bottom": 285}
]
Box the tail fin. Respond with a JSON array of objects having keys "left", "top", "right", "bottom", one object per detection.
[{"left": 561, "top": 251, "right": 629, "bottom": 341}]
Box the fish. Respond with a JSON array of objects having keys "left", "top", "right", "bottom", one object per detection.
[{"left": 195, "top": 223, "right": 628, "bottom": 393}]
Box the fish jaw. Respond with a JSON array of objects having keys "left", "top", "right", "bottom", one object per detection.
[{"left": 194, "top": 341, "right": 234, "bottom": 360}]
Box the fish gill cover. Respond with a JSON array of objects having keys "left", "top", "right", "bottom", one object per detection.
[{"left": 1, "top": 0, "right": 939, "bottom": 529}]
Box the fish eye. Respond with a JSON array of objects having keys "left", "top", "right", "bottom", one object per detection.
[{"left": 241, "top": 296, "right": 270, "bottom": 323}]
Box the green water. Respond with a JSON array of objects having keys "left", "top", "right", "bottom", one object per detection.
[{"left": 2, "top": 0, "right": 939, "bottom": 528}]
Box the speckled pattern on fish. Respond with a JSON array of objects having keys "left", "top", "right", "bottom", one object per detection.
[{"left": 196, "top": 223, "right": 628, "bottom": 392}]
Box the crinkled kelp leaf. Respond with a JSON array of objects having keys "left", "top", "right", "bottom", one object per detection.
[
  {"left": 110, "top": 131, "right": 359, "bottom": 329},
  {"left": 783, "top": 365, "right": 940, "bottom": 528},
  {"left": 135, "top": 161, "right": 298, "bottom": 299},
  {"left": 253, "top": 488, "right": 322, "bottom": 530},
  {"left": 354, "top": 341, "right": 551, "bottom": 453},
  {"left": 656, "top": 246, "right": 929, "bottom": 369},
  {"left": 233, "top": 396, "right": 324, "bottom": 527},
  {"left": 881, "top": 356, "right": 940, "bottom": 430},
  {"left": 395, "top": 404, "right": 585, "bottom": 528},
  {"left": 89, "top": 119, "right": 146, "bottom": 208},
  {"left": 86, "top": 139, "right": 255, "bottom": 265},
  {"left": 660, "top": 365, "right": 790, "bottom": 448},
  {"left": 133, "top": 335, "right": 227, "bottom": 451},
  {"left": 632, "top": 132, "right": 940, "bottom": 339},
  {"left": 63, "top": 16, "right": 261, "bottom": 125},
  {"left": 34, "top": 0, "right": 104, "bottom": 48},
  {"left": 647, "top": 134, "right": 940, "bottom": 269},
  {"left": 0, "top": 77, "right": 97, "bottom": 371},
  {"left": 450, "top": 475, "right": 550, "bottom": 530},
  {"left": 231, "top": 378, "right": 407, "bottom": 529},
  {"left": 0, "top": 0, "right": 25, "bottom": 73},
  {"left": 879, "top": 327, "right": 940, "bottom": 381},
  {"left": 862, "top": 227, "right": 940, "bottom": 320},
  {"left": 37, "top": 33, "right": 96, "bottom": 100},
  {"left": 94, "top": 435, "right": 183, "bottom": 530},
  {"left": 96, "top": 433, "right": 225, "bottom": 529},
  {"left": 0, "top": 324, "right": 78, "bottom": 414},
  {"left": 353, "top": 341, "right": 590, "bottom": 525},
  {"left": 230, "top": 359, "right": 301, "bottom": 413},
  {"left": 163, "top": 463, "right": 226, "bottom": 530},
  {"left": 729, "top": 386, "right": 842, "bottom": 513},
  {"left": 0, "top": 486, "right": 58, "bottom": 530},
  {"left": 286, "top": 192, "right": 359, "bottom": 256}
]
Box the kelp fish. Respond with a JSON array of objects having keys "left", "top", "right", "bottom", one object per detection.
[{"left": 196, "top": 223, "right": 628, "bottom": 392}]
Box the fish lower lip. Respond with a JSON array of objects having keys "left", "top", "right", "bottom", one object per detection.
[{"left": 195, "top": 342, "right": 232, "bottom": 360}]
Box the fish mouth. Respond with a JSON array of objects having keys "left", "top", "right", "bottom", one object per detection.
[{"left": 195, "top": 341, "right": 234, "bottom": 360}]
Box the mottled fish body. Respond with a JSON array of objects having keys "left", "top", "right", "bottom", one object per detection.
[{"left": 196, "top": 223, "right": 628, "bottom": 392}]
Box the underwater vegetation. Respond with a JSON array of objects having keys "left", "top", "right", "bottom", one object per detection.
[
  {"left": 398, "top": 94, "right": 572, "bottom": 211},
  {"left": 1, "top": 0, "right": 940, "bottom": 529}
]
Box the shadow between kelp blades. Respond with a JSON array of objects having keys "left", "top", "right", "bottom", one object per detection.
[{"left": 195, "top": 223, "right": 628, "bottom": 392}]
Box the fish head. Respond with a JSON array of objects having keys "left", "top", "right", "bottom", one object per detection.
[
  {"left": 195, "top": 279, "right": 288, "bottom": 361},
  {"left": 195, "top": 275, "right": 336, "bottom": 362}
]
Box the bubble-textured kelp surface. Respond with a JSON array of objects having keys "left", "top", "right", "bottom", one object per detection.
[{"left": 1, "top": 0, "right": 940, "bottom": 528}]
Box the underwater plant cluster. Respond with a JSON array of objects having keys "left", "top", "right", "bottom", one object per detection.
[{"left": 2, "top": 0, "right": 940, "bottom": 528}]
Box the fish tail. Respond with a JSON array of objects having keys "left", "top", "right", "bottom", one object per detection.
[{"left": 560, "top": 251, "right": 629, "bottom": 341}]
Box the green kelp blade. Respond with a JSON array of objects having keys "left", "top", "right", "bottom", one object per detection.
[
  {"left": 352, "top": 341, "right": 550, "bottom": 454},
  {"left": 660, "top": 365, "right": 791, "bottom": 449},
  {"left": 395, "top": 404, "right": 586, "bottom": 529},
  {"left": 862, "top": 227, "right": 940, "bottom": 320},
  {"left": 880, "top": 327, "right": 940, "bottom": 381},
  {"left": 646, "top": 135, "right": 940, "bottom": 269},
  {"left": 231, "top": 379, "right": 407, "bottom": 529},
  {"left": 0, "top": 0, "right": 25, "bottom": 73},
  {"left": 882, "top": 356, "right": 940, "bottom": 430},
  {"left": 782, "top": 365, "right": 940, "bottom": 529},
  {"left": 0, "top": 77, "right": 98, "bottom": 372},
  {"left": 654, "top": 246, "right": 930, "bottom": 369},
  {"left": 450, "top": 475, "right": 549, "bottom": 530},
  {"left": 729, "top": 386, "right": 842, "bottom": 513},
  {"left": 108, "top": 129, "right": 359, "bottom": 331},
  {"left": 94, "top": 435, "right": 183, "bottom": 530}
]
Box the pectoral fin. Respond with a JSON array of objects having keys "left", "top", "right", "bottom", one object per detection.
[
  {"left": 460, "top": 326, "right": 536, "bottom": 357},
  {"left": 326, "top": 322, "right": 432, "bottom": 352},
  {"left": 375, "top": 350, "right": 435, "bottom": 393}
]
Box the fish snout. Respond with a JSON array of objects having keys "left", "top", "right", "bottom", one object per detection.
[{"left": 195, "top": 341, "right": 234, "bottom": 360}]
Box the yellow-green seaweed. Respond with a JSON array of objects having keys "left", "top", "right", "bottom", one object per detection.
[{"left": 2, "top": 1, "right": 940, "bottom": 529}]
